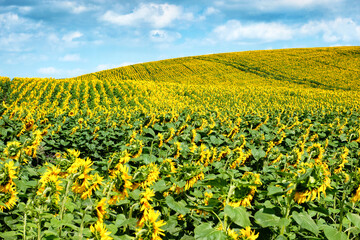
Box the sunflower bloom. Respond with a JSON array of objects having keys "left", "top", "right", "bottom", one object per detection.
[
  {"left": 90, "top": 221, "right": 113, "bottom": 240},
  {"left": 239, "top": 226, "right": 259, "bottom": 240},
  {"left": 137, "top": 208, "right": 166, "bottom": 240},
  {"left": 96, "top": 198, "right": 107, "bottom": 222}
]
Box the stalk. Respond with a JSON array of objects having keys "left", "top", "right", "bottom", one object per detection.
[
  {"left": 59, "top": 177, "right": 73, "bottom": 237},
  {"left": 280, "top": 188, "right": 295, "bottom": 235},
  {"left": 37, "top": 214, "right": 41, "bottom": 240},
  {"left": 23, "top": 212, "right": 27, "bottom": 240},
  {"left": 223, "top": 184, "right": 236, "bottom": 232}
]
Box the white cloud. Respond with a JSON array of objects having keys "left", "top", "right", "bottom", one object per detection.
[
  {"left": 37, "top": 67, "right": 85, "bottom": 77},
  {"left": 256, "top": 0, "right": 343, "bottom": 9},
  {"left": 214, "top": 20, "right": 293, "bottom": 42},
  {"left": 149, "top": 30, "right": 181, "bottom": 42},
  {"left": 0, "top": 33, "right": 33, "bottom": 52},
  {"left": 300, "top": 17, "right": 360, "bottom": 42},
  {"left": 205, "top": 7, "right": 220, "bottom": 16},
  {"left": 54, "top": 1, "right": 92, "bottom": 14},
  {"left": 0, "top": 12, "right": 40, "bottom": 31},
  {"left": 214, "top": 0, "right": 343, "bottom": 10},
  {"left": 100, "top": 3, "right": 193, "bottom": 28},
  {"left": 62, "top": 31, "right": 83, "bottom": 42},
  {"left": 38, "top": 67, "right": 60, "bottom": 75},
  {"left": 59, "top": 54, "right": 81, "bottom": 62}
]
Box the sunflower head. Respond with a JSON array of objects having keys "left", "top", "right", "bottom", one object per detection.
[
  {"left": 228, "top": 172, "right": 261, "bottom": 208},
  {"left": 3, "top": 141, "right": 22, "bottom": 160},
  {"left": 0, "top": 160, "right": 18, "bottom": 191},
  {"left": 0, "top": 185, "right": 18, "bottom": 212},
  {"left": 90, "top": 221, "right": 113, "bottom": 240},
  {"left": 137, "top": 208, "right": 166, "bottom": 240}
]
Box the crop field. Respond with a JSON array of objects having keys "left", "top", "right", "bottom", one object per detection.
[{"left": 0, "top": 46, "right": 360, "bottom": 239}]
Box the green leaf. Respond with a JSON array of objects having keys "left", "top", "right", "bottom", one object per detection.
[
  {"left": 194, "top": 223, "right": 227, "bottom": 240},
  {"left": 292, "top": 211, "right": 319, "bottom": 236},
  {"left": 0, "top": 231, "right": 18, "bottom": 240},
  {"left": 165, "top": 196, "right": 190, "bottom": 215},
  {"left": 267, "top": 185, "right": 284, "bottom": 196},
  {"left": 251, "top": 147, "right": 266, "bottom": 160},
  {"left": 254, "top": 208, "right": 280, "bottom": 227},
  {"left": 115, "top": 214, "right": 127, "bottom": 227},
  {"left": 347, "top": 212, "right": 360, "bottom": 229},
  {"left": 323, "top": 226, "right": 347, "bottom": 240},
  {"left": 224, "top": 205, "right": 251, "bottom": 227},
  {"left": 152, "top": 180, "right": 168, "bottom": 192}
]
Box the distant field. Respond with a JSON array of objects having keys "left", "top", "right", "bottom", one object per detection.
[{"left": 0, "top": 46, "right": 360, "bottom": 239}]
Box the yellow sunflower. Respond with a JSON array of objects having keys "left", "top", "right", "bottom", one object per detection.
[
  {"left": 0, "top": 161, "right": 18, "bottom": 192},
  {"left": 293, "top": 162, "right": 331, "bottom": 204},
  {"left": 90, "top": 221, "right": 113, "bottom": 240},
  {"left": 109, "top": 164, "right": 132, "bottom": 204},
  {"left": 0, "top": 185, "right": 18, "bottom": 212},
  {"left": 137, "top": 208, "right": 166, "bottom": 240},
  {"left": 96, "top": 198, "right": 107, "bottom": 222},
  {"left": 81, "top": 173, "right": 103, "bottom": 200},
  {"left": 3, "top": 141, "right": 22, "bottom": 161},
  {"left": 67, "top": 157, "right": 94, "bottom": 194},
  {"left": 228, "top": 172, "right": 262, "bottom": 208}
]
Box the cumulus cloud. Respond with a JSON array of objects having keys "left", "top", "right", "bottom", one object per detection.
[
  {"left": 54, "top": 1, "right": 93, "bottom": 14},
  {"left": 0, "top": 12, "right": 40, "bottom": 32},
  {"left": 100, "top": 3, "right": 193, "bottom": 28},
  {"left": 59, "top": 54, "right": 81, "bottom": 61},
  {"left": 62, "top": 31, "right": 83, "bottom": 42},
  {"left": 214, "top": 0, "right": 343, "bottom": 10},
  {"left": 149, "top": 30, "right": 181, "bottom": 42},
  {"left": 37, "top": 67, "right": 85, "bottom": 77},
  {"left": 214, "top": 20, "right": 293, "bottom": 42},
  {"left": 38, "top": 67, "right": 60, "bottom": 75},
  {"left": 300, "top": 17, "right": 360, "bottom": 42}
]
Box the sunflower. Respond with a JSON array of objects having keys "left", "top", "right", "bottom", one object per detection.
[
  {"left": 0, "top": 161, "right": 18, "bottom": 192},
  {"left": 334, "top": 147, "right": 349, "bottom": 174},
  {"left": 90, "top": 221, "right": 113, "bottom": 240},
  {"left": 228, "top": 172, "right": 261, "bottom": 208},
  {"left": 160, "top": 159, "right": 177, "bottom": 177},
  {"left": 137, "top": 208, "right": 166, "bottom": 240},
  {"left": 157, "top": 133, "right": 164, "bottom": 147},
  {"left": 307, "top": 143, "right": 325, "bottom": 163},
  {"left": 140, "top": 188, "right": 155, "bottom": 212},
  {"left": 109, "top": 164, "right": 132, "bottom": 204},
  {"left": 133, "top": 163, "right": 160, "bottom": 189},
  {"left": 3, "top": 141, "right": 22, "bottom": 161},
  {"left": 96, "top": 198, "right": 107, "bottom": 222},
  {"left": 81, "top": 173, "right": 103, "bottom": 200},
  {"left": 293, "top": 162, "right": 331, "bottom": 204},
  {"left": 239, "top": 226, "right": 259, "bottom": 240},
  {"left": 0, "top": 185, "right": 18, "bottom": 212},
  {"left": 350, "top": 168, "right": 360, "bottom": 203},
  {"left": 173, "top": 142, "right": 182, "bottom": 159},
  {"left": 67, "top": 157, "right": 94, "bottom": 194},
  {"left": 37, "top": 166, "right": 62, "bottom": 195}
]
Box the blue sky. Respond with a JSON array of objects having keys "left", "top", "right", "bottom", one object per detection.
[{"left": 0, "top": 0, "right": 359, "bottom": 78}]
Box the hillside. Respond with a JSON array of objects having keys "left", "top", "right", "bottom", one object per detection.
[{"left": 1, "top": 46, "right": 360, "bottom": 239}]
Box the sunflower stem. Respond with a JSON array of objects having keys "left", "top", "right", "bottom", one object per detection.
[
  {"left": 106, "top": 181, "right": 114, "bottom": 202},
  {"left": 79, "top": 208, "right": 85, "bottom": 239},
  {"left": 338, "top": 186, "right": 347, "bottom": 232},
  {"left": 23, "top": 212, "right": 27, "bottom": 240},
  {"left": 37, "top": 214, "right": 41, "bottom": 240},
  {"left": 280, "top": 190, "right": 295, "bottom": 235},
  {"left": 59, "top": 177, "right": 73, "bottom": 237},
  {"left": 224, "top": 184, "right": 236, "bottom": 232}
]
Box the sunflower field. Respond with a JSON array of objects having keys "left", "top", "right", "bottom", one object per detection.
[{"left": 1, "top": 46, "right": 360, "bottom": 239}]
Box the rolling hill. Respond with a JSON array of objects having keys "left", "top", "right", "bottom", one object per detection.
[{"left": 0, "top": 46, "right": 360, "bottom": 239}]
